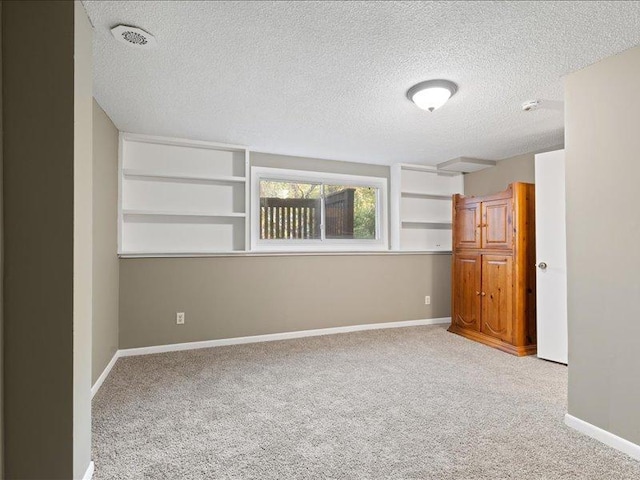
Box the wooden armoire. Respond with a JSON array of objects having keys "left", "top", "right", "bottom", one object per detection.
[{"left": 449, "top": 182, "right": 536, "bottom": 356}]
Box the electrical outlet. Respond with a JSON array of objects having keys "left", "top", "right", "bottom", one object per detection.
[
  {"left": 176, "top": 312, "right": 185, "bottom": 325},
  {"left": 424, "top": 296, "right": 431, "bottom": 305}
]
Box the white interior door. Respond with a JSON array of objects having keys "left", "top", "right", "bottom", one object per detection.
[{"left": 535, "top": 150, "right": 568, "bottom": 364}]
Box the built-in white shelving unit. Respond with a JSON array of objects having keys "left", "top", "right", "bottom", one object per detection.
[
  {"left": 119, "top": 133, "right": 249, "bottom": 255},
  {"left": 391, "top": 164, "right": 463, "bottom": 251}
]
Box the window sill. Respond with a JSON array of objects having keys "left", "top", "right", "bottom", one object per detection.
[{"left": 118, "top": 250, "right": 452, "bottom": 259}]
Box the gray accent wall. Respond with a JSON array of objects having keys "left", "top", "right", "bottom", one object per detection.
[
  {"left": 463, "top": 152, "right": 536, "bottom": 196},
  {"left": 3, "top": 1, "right": 93, "bottom": 477},
  {"left": 564, "top": 45, "right": 640, "bottom": 445},
  {"left": 119, "top": 254, "right": 451, "bottom": 348},
  {"left": 92, "top": 100, "right": 120, "bottom": 385},
  {"left": 0, "top": 4, "right": 3, "bottom": 474},
  {"left": 463, "top": 147, "right": 566, "bottom": 197},
  {"left": 4, "top": 1, "right": 74, "bottom": 476}
]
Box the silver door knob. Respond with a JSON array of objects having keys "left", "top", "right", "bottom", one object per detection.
[{"left": 537, "top": 262, "right": 548, "bottom": 270}]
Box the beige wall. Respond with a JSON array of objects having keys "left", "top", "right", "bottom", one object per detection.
[
  {"left": 251, "top": 151, "right": 389, "bottom": 178},
  {"left": 119, "top": 254, "right": 451, "bottom": 348},
  {"left": 92, "top": 100, "right": 120, "bottom": 385},
  {"left": 74, "top": 2, "right": 94, "bottom": 477},
  {"left": 118, "top": 152, "right": 419, "bottom": 349},
  {"left": 463, "top": 152, "right": 536, "bottom": 196},
  {"left": 565, "top": 45, "right": 640, "bottom": 445},
  {"left": 3, "top": 1, "right": 77, "bottom": 477}
]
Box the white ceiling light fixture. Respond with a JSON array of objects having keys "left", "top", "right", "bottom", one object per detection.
[
  {"left": 407, "top": 79, "right": 458, "bottom": 112},
  {"left": 111, "top": 25, "right": 157, "bottom": 49}
]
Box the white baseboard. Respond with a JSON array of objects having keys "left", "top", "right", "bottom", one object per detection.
[
  {"left": 118, "top": 317, "right": 451, "bottom": 357},
  {"left": 565, "top": 413, "right": 640, "bottom": 461},
  {"left": 82, "top": 461, "right": 94, "bottom": 480},
  {"left": 91, "top": 351, "right": 121, "bottom": 398}
]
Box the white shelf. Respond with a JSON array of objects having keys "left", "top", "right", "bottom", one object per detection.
[
  {"left": 123, "top": 209, "right": 246, "bottom": 218},
  {"left": 401, "top": 191, "right": 453, "bottom": 200},
  {"left": 120, "top": 250, "right": 240, "bottom": 256},
  {"left": 123, "top": 169, "right": 246, "bottom": 184},
  {"left": 121, "top": 133, "right": 247, "bottom": 152},
  {"left": 118, "top": 250, "right": 453, "bottom": 258},
  {"left": 391, "top": 163, "right": 463, "bottom": 251},
  {"left": 401, "top": 221, "right": 453, "bottom": 228},
  {"left": 119, "top": 133, "right": 250, "bottom": 254},
  {"left": 398, "top": 249, "right": 452, "bottom": 253}
]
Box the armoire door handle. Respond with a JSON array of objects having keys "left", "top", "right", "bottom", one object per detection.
[
  {"left": 481, "top": 292, "right": 486, "bottom": 296},
  {"left": 475, "top": 291, "right": 480, "bottom": 296}
]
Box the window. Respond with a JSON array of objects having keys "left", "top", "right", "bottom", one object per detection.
[{"left": 251, "top": 167, "right": 388, "bottom": 251}]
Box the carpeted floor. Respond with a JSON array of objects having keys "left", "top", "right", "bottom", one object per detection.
[{"left": 92, "top": 324, "right": 640, "bottom": 479}]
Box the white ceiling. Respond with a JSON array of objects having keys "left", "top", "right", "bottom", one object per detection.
[{"left": 84, "top": 1, "right": 640, "bottom": 166}]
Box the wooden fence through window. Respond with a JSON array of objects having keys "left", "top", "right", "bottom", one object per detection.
[
  {"left": 260, "top": 188, "right": 355, "bottom": 239},
  {"left": 325, "top": 189, "right": 355, "bottom": 238},
  {"left": 259, "top": 197, "right": 320, "bottom": 239}
]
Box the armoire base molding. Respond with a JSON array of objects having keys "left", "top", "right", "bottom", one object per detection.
[{"left": 448, "top": 324, "right": 537, "bottom": 356}]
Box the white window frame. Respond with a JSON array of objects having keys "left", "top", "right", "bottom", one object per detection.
[{"left": 251, "top": 167, "right": 388, "bottom": 252}]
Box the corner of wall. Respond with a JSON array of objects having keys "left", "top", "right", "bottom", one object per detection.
[{"left": 91, "top": 99, "right": 121, "bottom": 388}]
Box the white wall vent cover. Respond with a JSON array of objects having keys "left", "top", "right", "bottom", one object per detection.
[{"left": 111, "top": 25, "right": 157, "bottom": 49}]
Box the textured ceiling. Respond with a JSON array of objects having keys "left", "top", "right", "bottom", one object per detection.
[{"left": 84, "top": 1, "right": 640, "bottom": 166}]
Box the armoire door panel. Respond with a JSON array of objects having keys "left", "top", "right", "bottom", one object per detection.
[
  {"left": 482, "top": 199, "right": 512, "bottom": 250},
  {"left": 455, "top": 202, "right": 481, "bottom": 250},
  {"left": 453, "top": 254, "right": 481, "bottom": 331},
  {"left": 481, "top": 255, "right": 513, "bottom": 343}
]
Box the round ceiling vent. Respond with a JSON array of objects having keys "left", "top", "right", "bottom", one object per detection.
[{"left": 111, "top": 25, "right": 157, "bottom": 49}]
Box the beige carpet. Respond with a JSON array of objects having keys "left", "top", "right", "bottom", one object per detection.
[{"left": 92, "top": 324, "right": 640, "bottom": 479}]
